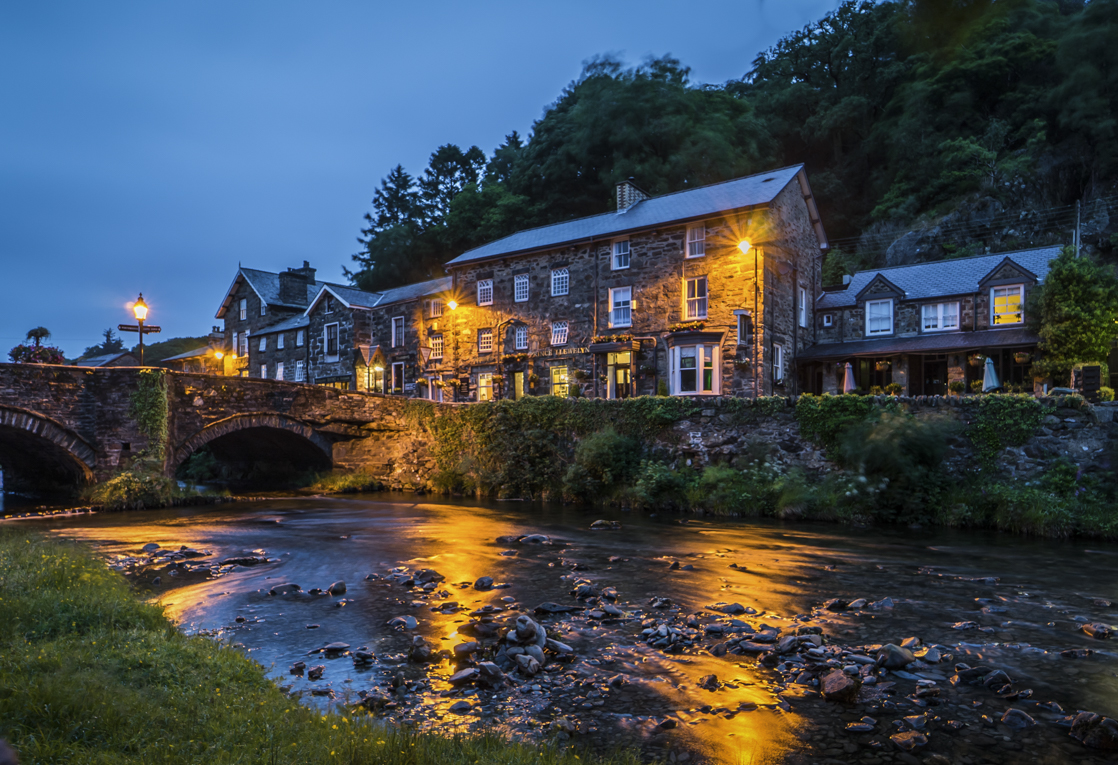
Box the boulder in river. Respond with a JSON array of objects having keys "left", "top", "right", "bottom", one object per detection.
[
  {"left": 323, "top": 642, "right": 350, "bottom": 655},
  {"left": 697, "top": 674, "right": 720, "bottom": 691},
  {"left": 448, "top": 700, "right": 472, "bottom": 714},
  {"left": 142, "top": 543, "right": 160, "bottom": 553},
  {"left": 876, "top": 644, "right": 915, "bottom": 670},
  {"left": 474, "top": 576, "right": 494, "bottom": 590},
  {"left": 387, "top": 615, "right": 419, "bottom": 630},
  {"left": 1082, "top": 622, "right": 1112, "bottom": 639},
  {"left": 269, "top": 583, "right": 302, "bottom": 596},
  {"left": 534, "top": 602, "right": 582, "bottom": 615},
  {"left": 1070, "top": 712, "right": 1118, "bottom": 750},
  {"left": 476, "top": 661, "right": 504, "bottom": 688},
  {"left": 590, "top": 520, "right": 621, "bottom": 530},
  {"left": 307, "top": 665, "right": 324, "bottom": 681},
  {"left": 1001, "top": 708, "right": 1036, "bottom": 729},
  {"left": 821, "top": 669, "right": 859, "bottom": 702},
  {"left": 889, "top": 731, "right": 927, "bottom": 751},
  {"left": 414, "top": 569, "right": 444, "bottom": 584},
  {"left": 448, "top": 667, "right": 479, "bottom": 685},
  {"left": 327, "top": 581, "right": 346, "bottom": 595},
  {"left": 519, "top": 534, "right": 551, "bottom": 544}
]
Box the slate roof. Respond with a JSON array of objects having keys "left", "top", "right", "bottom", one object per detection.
[
  {"left": 215, "top": 267, "right": 346, "bottom": 319},
  {"left": 447, "top": 165, "right": 819, "bottom": 266},
  {"left": 798, "top": 327, "right": 1039, "bottom": 361},
  {"left": 161, "top": 345, "right": 217, "bottom": 361},
  {"left": 77, "top": 352, "right": 139, "bottom": 367},
  {"left": 817, "top": 246, "right": 1063, "bottom": 309},
  {"left": 305, "top": 277, "right": 452, "bottom": 315},
  {"left": 250, "top": 314, "right": 310, "bottom": 336}
]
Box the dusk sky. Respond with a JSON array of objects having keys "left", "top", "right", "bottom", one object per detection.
[{"left": 1, "top": 1, "right": 841, "bottom": 358}]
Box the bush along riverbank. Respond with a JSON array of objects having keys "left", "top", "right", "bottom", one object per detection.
[
  {"left": 0, "top": 529, "right": 638, "bottom": 765},
  {"left": 405, "top": 394, "right": 1118, "bottom": 540}
]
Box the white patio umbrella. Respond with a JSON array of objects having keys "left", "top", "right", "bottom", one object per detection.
[
  {"left": 843, "top": 362, "right": 856, "bottom": 393},
  {"left": 982, "top": 355, "right": 1001, "bottom": 392}
]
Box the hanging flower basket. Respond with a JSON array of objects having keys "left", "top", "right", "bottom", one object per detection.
[
  {"left": 875, "top": 360, "right": 891, "bottom": 372},
  {"left": 572, "top": 369, "right": 588, "bottom": 381},
  {"left": 1014, "top": 352, "right": 1031, "bottom": 364},
  {"left": 415, "top": 378, "right": 429, "bottom": 388},
  {"left": 528, "top": 373, "right": 540, "bottom": 386},
  {"left": 968, "top": 354, "right": 985, "bottom": 368},
  {"left": 490, "top": 374, "right": 505, "bottom": 383}
]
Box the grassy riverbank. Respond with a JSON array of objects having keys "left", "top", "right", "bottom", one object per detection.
[{"left": 0, "top": 530, "right": 637, "bottom": 765}]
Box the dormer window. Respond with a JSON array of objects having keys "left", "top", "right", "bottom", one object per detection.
[
  {"left": 866, "top": 299, "right": 893, "bottom": 336},
  {"left": 324, "top": 296, "right": 334, "bottom": 314},
  {"left": 991, "top": 285, "right": 1024, "bottom": 325}
]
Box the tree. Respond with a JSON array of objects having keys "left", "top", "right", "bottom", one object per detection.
[
  {"left": 1029, "top": 247, "right": 1118, "bottom": 384},
  {"left": 82, "top": 328, "right": 125, "bottom": 358},
  {"left": 25, "top": 327, "right": 51, "bottom": 348}
]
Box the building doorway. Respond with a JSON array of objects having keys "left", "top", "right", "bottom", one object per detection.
[
  {"left": 918, "top": 354, "right": 948, "bottom": 396},
  {"left": 513, "top": 371, "right": 525, "bottom": 400},
  {"left": 606, "top": 351, "right": 632, "bottom": 399}
]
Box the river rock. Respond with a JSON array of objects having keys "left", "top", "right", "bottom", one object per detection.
[
  {"left": 1001, "top": 708, "right": 1036, "bottom": 729},
  {"left": 876, "top": 644, "right": 915, "bottom": 670},
  {"left": 514, "top": 653, "right": 541, "bottom": 676},
  {"left": 474, "top": 576, "right": 494, "bottom": 590},
  {"left": 869, "top": 597, "right": 895, "bottom": 610},
  {"left": 448, "top": 700, "right": 472, "bottom": 714},
  {"left": 1082, "top": 622, "right": 1112, "bottom": 639},
  {"left": 821, "top": 669, "right": 859, "bottom": 702},
  {"left": 327, "top": 581, "right": 346, "bottom": 595},
  {"left": 151, "top": 577, "right": 161, "bottom": 586},
  {"left": 509, "top": 615, "right": 547, "bottom": 647},
  {"left": 323, "top": 642, "right": 350, "bottom": 654},
  {"left": 221, "top": 555, "right": 269, "bottom": 566},
  {"left": 519, "top": 534, "right": 551, "bottom": 544},
  {"left": 847, "top": 598, "right": 867, "bottom": 608},
  {"left": 845, "top": 716, "right": 876, "bottom": 733},
  {"left": 545, "top": 638, "right": 574, "bottom": 655},
  {"left": 697, "top": 674, "right": 720, "bottom": 691},
  {"left": 269, "top": 583, "right": 302, "bottom": 596},
  {"left": 890, "top": 731, "right": 927, "bottom": 751},
  {"left": 307, "top": 665, "right": 324, "bottom": 680},
  {"left": 1070, "top": 712, "right": 1118, "bottom": 750},
  {"left": 290, "top": 661, "right": 306, "bottom": 674},
  {"left": 409, "top": 636, "right": 434, "bottom": 663},
  {"left": 900, "top": 636, "right": 921, "bottom": 649},
  {"left": 453, "top": 641, "right": 479, "bottom": 659},
  {"left": 414, "top": 568, "right": 444, "bottom": 584},
  {"left": 387, "top": 615, "right": 419, "bottom": 630},
  {"left": 142, "top": 543, "right": 160, "bottom": 553},
  {"left": 448, "top": 667, "right": 479, "bottom": 685},
  {"left": 534, "top": 602, "right": 581, "bottom": 615},
  {"left": 352, "top": 650, "right": 374, "bottom": 665},
  {"left": 473, "top": 661, "right": 503, "bottom": 688},
  {"left": 1062, "top": 648, "right": 1094, "bottom": 659},
  {"left": 590, "top": 520, "right": 621, "bottom": 530},
  {"left": 822, "top": 598, "right": 846, "bottom": 611}
]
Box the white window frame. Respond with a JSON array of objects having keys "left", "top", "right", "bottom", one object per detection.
[
  {"left": 275, "top": 362, "right": 284, "bottom": 381},
  {"left": 478, "top": 328, "right": 493, "bottom": 354},
  {"left": 324, "top": 322, "right": 340, "bottom": 360},
  {"left": 991, "top": 285, "right": 1024, "bottom": 326},
  {"left": 822, "top": 314, "right": 833, "bottom": 328},
  {"left": 260, "top": 364, "right": 267, "bottom": 378},
  {"left": 514, "top": 274, "right": 529, "bottom": 303},
  {"left": 686, "top": 224, "right": 706, "bottom": 258},
  {"left": 685, "top": 276, "right": 708, "bottom": 320},
  {"left": 232, "top": 331, "right": 239, "bottom": 356},
  {"left": 609, "top": 286, "right": 632, "bottom": 328},
  {"left": 295, "top": 361, "right": 305, "bottom": 382},
  {"left": 669, "top": 344, "right": 720, "bottom": 396},
  {"left": 278, "top": 333, "right": 285, "bottom": 350},
  {"left": 260, "top": 302, "right": 266, "bottom": 317},
  {"left": 865, "top": 299, "right": 894, "bottom": 336},
  {"left": 239, "top": 299, "right": 247, "bottom": 321},
  {"left": 550, "top": 365, "right": 569, "bottom": 397},
  {"left": 430, "top": 333, "right": 443, "bottom": 360},
  {"left": 514, "top": 325, "right": 528, "bottom": 351},
  {"left": 296, "top": 329, "right": 305, "bottom": 347},
  {"left": 773, "top": 344, "right": 784, "bottom": 384},
  {"left": 477, "top": 279, "right": 493, "bottom": 306},
  {"left": 259, "top": 336, "right": 267, "bottom": 352},
  {"left": 612, "top": 239, "right": 630, "bottom": 270},
  {"left": 239, "top": 332, "right": 248, "bottom": 356},
  {"left": 922, "top": 302, "right": 960, "bottom": 332},
  {"left": 551, "top": 321, "right": 569, "bottom": 346},
  {"left": 736, "top": 313, "right": 751, "bottom": 344},
  {"left": 391, "top": 361, "right": 405, "bottom": 394},
  {"left": 430, "top": 298, "right": 444, "bottom": 318},
  {"left": 798, "top": 286, "right": 808, "bottom": 328},
  {"left": 551, "top": 268, "right": 569, "bottom": 296},
  {"left": 478, "top": 372, "right": 493, "bottom": 402},
  {"left": 391, "top": 316, "right": 404, "bottom": 348}
]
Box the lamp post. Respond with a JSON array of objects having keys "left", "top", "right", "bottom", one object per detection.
[{"left": 118, "top": 293, "right": 161, "bottom": 366}]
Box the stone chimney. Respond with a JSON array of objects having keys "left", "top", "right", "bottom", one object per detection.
[
  {"left": 616, "top": 179, "right": 649, "bottom": 213},
  {"left": 279, "top": 261, "right": 316, "bottom": 306}
]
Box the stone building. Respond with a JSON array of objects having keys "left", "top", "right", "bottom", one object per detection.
[
  {"left": 214, "top": 261, "right": 325, "bottom": 378},
  {"left": 440, "top": 165, "right": 828, "bottom": 401},
  {"left": 304, "top": 277, "right": 452, "bottom": 392},
  {"left": 798, "top": 245, "right": 1061, "bottom": 395}
]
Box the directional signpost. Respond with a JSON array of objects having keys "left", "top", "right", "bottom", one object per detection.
[{"left": 118, "top": 293, "right": 161, "bottom": 365}]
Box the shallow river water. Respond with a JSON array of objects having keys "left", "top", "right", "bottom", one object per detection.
[{"left": 22, "top": 494, "right": 1118, "bottom": 764}]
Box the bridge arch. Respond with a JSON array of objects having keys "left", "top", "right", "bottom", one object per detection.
[
  {"left": 171, "top": 413, "right": 333, "bottom": 474},
  {"left": 0, "top": 406, "right": 96, "bottom": 486}
]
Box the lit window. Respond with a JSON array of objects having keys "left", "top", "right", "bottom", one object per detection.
[
  {"left": 672, "top": 345, "right": 718, "bottom": 395},
  {"left": 798, "top": 286, "right": 808, "bottom": 328},
  {"left": 259, "top": 337, "right": 267, "bottom": 352},
  {"left": 430, "top": 299, "right": 444, "bottom": 318},
  {"left": 478, "top": 372, "right": 493, "bottom": 402},
  {"left": 773, "top": 344, "right": 784, "bottom": 384},
  {"left": 550, "top": 366, "right": 569, "bottom": 397},
  {"left": 232, "top": 331, "right": 239, "bottom": 354},
  {"left": 551, "top": 268, "right": 569, "bottom": 296},
  {"left": 392, "top": 316, "right": 404, "bottom": 347},
  {"left": 514, "top": 325, "right": 528, "bottom": 350},
  {"left": 991, "top": 286, "right": 1023, "bottom": 325},
  {"left": 477, "top": 279, "right": 493, "bottom": 306},
  {"left": 295, "top": 361, "right": 305, "bottom": 381},
  {"left": 514, "top": 274, "right": 529, "bottom": 303},
  {"left": 551, "top": 321, "right": 569, "bottom": 346},
  {"left": 278, "top": 333, "right": 285, "bottom": 350},
  {"left": 612, "top": 240, "right": 630, "bottom": 270},
  {"left": 325, "top": 323, "right": 339, "bottom": 358},
  {"left": 922, "top": 302, "right": 960, "bottom": 331},
  {"left": 866, "top": 299, "right": 893, "bottom": 335},
  {"left": 609, "top": 287, "right": 632, "bottom": 328},
  {"left": 239, "top": 299, "right": 247, "bottom": 321},
  {"left": 686, "top": 224, "right": 705, "bottom": 258},
  {"left": 685, "top": 276, "right": 708, "bottom": 320},
  {"left": 275, "top": 362, "right": 284, "bottom": 381},
  {"left": 478, "top": 328, "right": 493, "bottom": 353},
  {"left": 296, "top": 330, "right": 305, "bottom": 346},
  {"left": 430, "top": 333, "right": 443, "bottom": 360},
  {"left": 260, "top": 364, "right": 267, "bottom": 378}
]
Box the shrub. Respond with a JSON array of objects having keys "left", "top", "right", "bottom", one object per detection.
[
  {"left": 885, "top": 382, "right": 903, "bottom": 396},
  {"left": 656, "top": 379, "right": 669, "bottom": 396},
  {"left": 685, "top": 462, "right": 784, "bottom": 516},
  {"left": 86, "top": 471, "right": 177, "bottom": 510},
  {"left": 869, "top": 385, "right": 884, "bottom": 395},
  {"left": 561, "top": 427, "right": 642, "bottom": 502},
  {"left": 970, "top": 379, "right": 985, "bottom": 393},
  {"left": 619, "top": 460, "right": 690, "bottom": 509},
  {"left": 794, "top": 393, "right": 874, "bottom": 454},
  {"left": 948, "top": 380, "right": 965, "bottom": 395},
  {"left": 1100, "top": 386, "right": 1115, "bottom": 402},
  {"left": 968, "top": 394, "right": 1050, "bottom": 466}
]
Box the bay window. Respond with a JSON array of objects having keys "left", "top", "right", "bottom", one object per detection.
[{"left": 669, "top": 343, "right": 719, "bottom": 395}]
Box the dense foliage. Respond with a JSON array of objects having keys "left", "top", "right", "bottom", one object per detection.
[
  {"left": 129, "top": 335, "right": 213, "bottom": 366},
  {"left": 7, "top": 343, "right": 65, "bottom": 364},
  {"left": 1028, "top": 246, "right": 1118, "bottom": 383},
  {"left": 349, "top": 0, "right": 1118, "bottom": 291},
  {"left": 81, "top": 328, "right": 125, "bottom": 358}
]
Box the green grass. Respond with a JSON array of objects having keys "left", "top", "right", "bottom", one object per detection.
[
  {"left": 0, "top": 530, "right": 639, "bottom": 765},
  {"left": 306, "top": 471, "right": 384, "bottom": 494}
]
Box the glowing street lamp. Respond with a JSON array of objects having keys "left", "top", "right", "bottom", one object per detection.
[
  {"left": 118, "top": 293, "right": 161, "bottom": 366},
  {"left": 737, "top": 239, "right": 752, "bottom": 255},
  {"left": 447, "top": 299, "right": 458, "bottom": 311}
]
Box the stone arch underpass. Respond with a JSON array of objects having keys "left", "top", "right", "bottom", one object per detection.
[
  {"left": 0, "top": 406, "right": 96, "bottom": 487},
  {"left": 170, "top": 412, "right": 333, "bottom": 475}
]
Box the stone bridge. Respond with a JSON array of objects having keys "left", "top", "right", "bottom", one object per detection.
[{"left": 0, "top": 364, "right": 436, "bottom": 487}]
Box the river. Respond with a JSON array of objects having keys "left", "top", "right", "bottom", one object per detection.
[{"left": 18, "top": 493, "right": 1118, "bottom": 764}]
